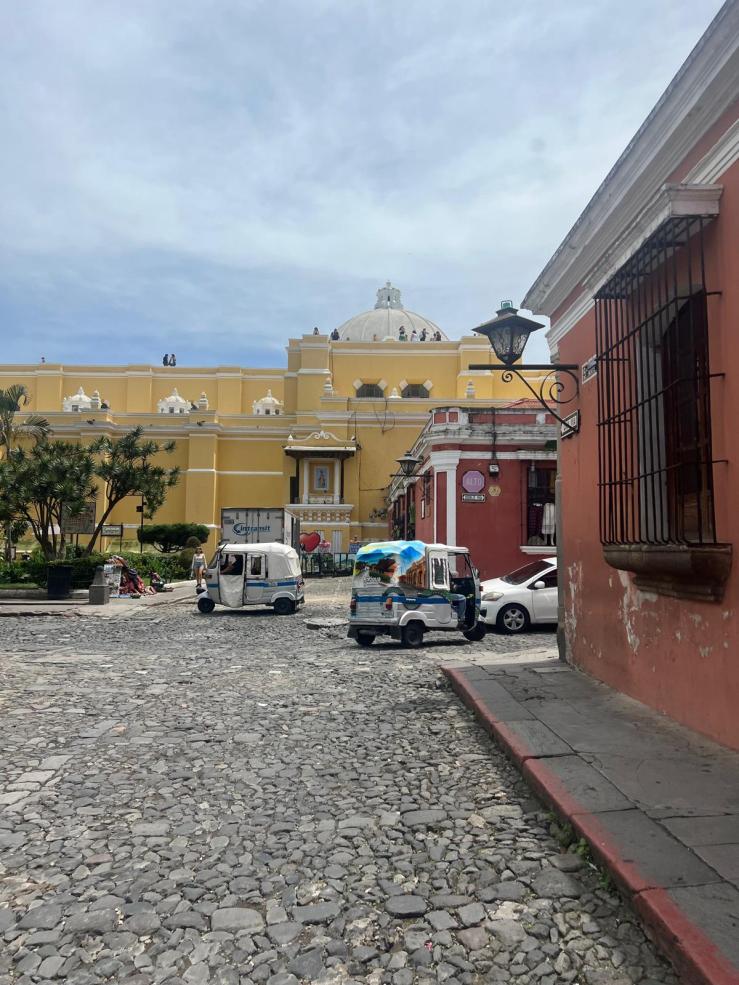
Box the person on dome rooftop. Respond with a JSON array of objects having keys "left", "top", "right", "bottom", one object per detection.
[
  {"left": 410, "top": 329, "right": 419, "bottom": 342},
  {"left": 330, "top": 328, "right": 339, "bottom": 341},
  {"left": 398, "top": 325, "right": 407, "bottom": 342}
]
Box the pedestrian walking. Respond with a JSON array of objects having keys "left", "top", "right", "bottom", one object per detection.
[{"left": 191, "top": 547, "right": 207, "bottom": 591}]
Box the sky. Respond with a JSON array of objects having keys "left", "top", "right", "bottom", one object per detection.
[{"left": 0, "top": 0, "right": 725, "bottom": 367}]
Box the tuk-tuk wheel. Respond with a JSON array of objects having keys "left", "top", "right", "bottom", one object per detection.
[
  {"left": 197, "top": 596, "right": 216, "bottom": 614},
  {"left": 463, "top": 623, "right": 487, "bottom": 642},
  {"left": 401, "top": 622, "right": 424, "bottom": 649},
  {"left": 273, "top": 597, "right": 295, "bottom": 616},
  {"left": 356, "top": 631, "right": 375, "bottom": 647}
]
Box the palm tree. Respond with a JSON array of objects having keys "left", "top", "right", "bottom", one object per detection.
[
  {"left": 0, "top": 385, "right": 50, "bottom": 559},
  {"left": 0, "top": 385, "right": 49, "bottom": 454}
]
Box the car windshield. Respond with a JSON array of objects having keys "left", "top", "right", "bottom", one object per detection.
[{"left": 501, "top": 559, "right": 553, "bottom": 585}]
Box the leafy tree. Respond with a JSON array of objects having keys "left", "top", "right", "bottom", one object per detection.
[
  {"left": 0, "top": 385, "right": 50, "bottom": 560},
  {"left": 137, "top": 523, "right": 209, "bottom": 553},
  {"left": 85, "top": 427, "right": 180, "bottom": 555},
  {"left": 0, "top": 442, "right": 96, "bottom": 559},
  {"left": 0, "top": 384, "right": 49, "bottom": 451}
]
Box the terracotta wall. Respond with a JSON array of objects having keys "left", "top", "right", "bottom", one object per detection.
[{"left": 557, "top": 156, "right": 739, "bottom": 750}]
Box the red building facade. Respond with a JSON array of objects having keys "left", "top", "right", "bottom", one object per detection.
[
  {"left": 387, "top": 404, "right": 557, "bottom": 580},
  {"left": 523, "top": 4, "right": 739, "bottom": 749}
]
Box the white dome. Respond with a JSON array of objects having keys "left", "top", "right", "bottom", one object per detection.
[{"left": 336, "top": 283, "right": 446, "bottom": 342}]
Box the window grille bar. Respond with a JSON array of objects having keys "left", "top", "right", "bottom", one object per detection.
[{"left": 595, "top": 216, "right": 717, "bottom": 547}]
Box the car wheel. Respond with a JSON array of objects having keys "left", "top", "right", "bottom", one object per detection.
[
  {"left": 197, "top": 596, "right": 216, "bottom": 614},
  {"left": 401, "top": 622, "right": 424, "bottom": 649},
  {"left": 273, "top": 597, "right": 295, "bottom": 616},
  {"left": 463, "top": 623, "right": 487, "bottom": 642},
  {"left": 356, "top": 631, "right": 375, "bottom": 647},
  {"left": 496, "top": 603, "right": 530, "bottom": 634}
]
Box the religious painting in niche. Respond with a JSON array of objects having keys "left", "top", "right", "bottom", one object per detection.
[{"left": 313, "top": 465, "right": 330, "bottom": 492}]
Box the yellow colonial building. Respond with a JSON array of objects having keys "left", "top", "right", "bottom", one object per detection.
[{"left": 2, "top": 284, "right": 541, "bottom": 552}]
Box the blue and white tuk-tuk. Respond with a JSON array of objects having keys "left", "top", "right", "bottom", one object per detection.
[
  {"left": 347, "top": 540, "right": 485, "bottom": 648},
  {"left": 197, "top": 542, "right": 304, "bottom": 615}
]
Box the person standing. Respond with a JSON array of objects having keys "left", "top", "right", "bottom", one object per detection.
[
  {"left": 162, "top": 354, "right": 169, "bottom": 366},
  {"left": 191, "top": 547, "right": 207, "bottom": 590},
  {"left": 170, "top": 353, "right": 177, "bottom": 366}
]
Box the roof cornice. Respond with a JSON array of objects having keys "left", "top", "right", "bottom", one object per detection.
[{"left": 523, "top": 0, "right": 739, "bottom": 317}]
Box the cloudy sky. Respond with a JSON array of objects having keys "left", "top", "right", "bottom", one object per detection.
[{"left": 0, "top": 0, "right": 723, "bottom": 366}]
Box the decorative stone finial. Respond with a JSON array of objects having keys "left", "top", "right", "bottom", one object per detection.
[
  {"left": 465, "top": 380, "right": 476, "bottom": 398},
  {"left": 198, "top": 391, "right": 209, "bottom": 410}
]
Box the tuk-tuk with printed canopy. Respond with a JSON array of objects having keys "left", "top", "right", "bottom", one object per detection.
[{"left": 347, "top": 540, "right": 485, "bottom": 648}]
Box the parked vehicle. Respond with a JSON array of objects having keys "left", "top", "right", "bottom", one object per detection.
[
  {"left": 480, "top": 557, "right": 557, "bottom": 634},
  {"left": 197, "top": 542, "right": 304, "bottom": 615},
  {"left": 347, "top": 540, "right": 485, "bottom": 648},
  {"left": 221, "top": 508, "right": 300, "bottom": 549}
]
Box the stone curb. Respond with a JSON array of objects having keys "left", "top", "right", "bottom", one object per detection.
[{"left": 443, "top": 665, "right": 739, "bottom": 985}]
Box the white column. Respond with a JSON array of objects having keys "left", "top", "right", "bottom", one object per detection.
[
  {"left": 302, "top": 459, "right": 309, "bottom": 503},
  {"left": 429, "top": 451, "right": 461, "bottom": 546},
  {"left": 333, "top": 458, "right": 340, "bottom": 504},
  {"left": 445, "top": 469, "right": 457, "bottom": 546}
]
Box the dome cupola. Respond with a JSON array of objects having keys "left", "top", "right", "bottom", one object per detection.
[{"left": 335, "top": 283, "right": 447, "bottom": 342}]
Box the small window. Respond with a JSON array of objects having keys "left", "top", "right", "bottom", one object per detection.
[
  {"left": 536, "top": 570, "right": 558, "bottom": 589},
  {"left": 356, "top": 383, "right": 384, "bottom": 399},
  {"left": 431, "top": 556, "right": 448, "bottom": 588},
  {"left": 220, "top": 553, "right": 243, "bottom": 576},
  {"left": 402, "top": 383, "right": 429, "bottom": 399},
  {"left": 248, "top": 555, "right": 264, "bottom": 577},
  {"left": 265, "top": 408, "right": 271, "bottom": 415}
]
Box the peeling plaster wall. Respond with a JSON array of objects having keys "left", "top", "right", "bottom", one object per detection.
[{"left": 557, "top": 153, "right": 739, "bottom": 751}]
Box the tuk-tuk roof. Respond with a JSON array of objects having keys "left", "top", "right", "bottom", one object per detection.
[
  {"left": 218, "top": 542, "right": 297, "bottom": 555},
  {"left": 354, "top": 540, "right": 470, "bottom": 560}
]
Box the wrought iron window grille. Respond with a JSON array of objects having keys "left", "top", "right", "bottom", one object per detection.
[{"left": 595, "top": 214, "right": 725, "bottom": 550}]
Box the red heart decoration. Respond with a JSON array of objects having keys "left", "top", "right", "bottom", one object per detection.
[{"left": 300, "top": 531, "right": 321, "bottom": 553}]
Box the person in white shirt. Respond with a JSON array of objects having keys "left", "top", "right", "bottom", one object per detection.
[{"left": 410, "top": 329, "right": 419, "bottom": 342}]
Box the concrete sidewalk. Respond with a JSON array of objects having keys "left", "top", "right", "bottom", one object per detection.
[
  {"left": 442, "top": 659, "right": 739, "bottom": 985},
  {"left": 0, "top": 581, "right": 196, "bottom": 617}
]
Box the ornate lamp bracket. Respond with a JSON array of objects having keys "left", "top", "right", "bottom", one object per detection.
[{"left": 468, "top": 363, "right": 580, "bottom": 430}]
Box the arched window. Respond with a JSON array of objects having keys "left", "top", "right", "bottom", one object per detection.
[
  {"left": 356, "top": 383, "right": 384, "bottom": 399},
  {"left": 402, "top": 383, "right": 430, "bottom": 399}
]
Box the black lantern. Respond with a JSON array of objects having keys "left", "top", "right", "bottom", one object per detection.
[
  {"left": 473, "top": 305, "right": 544, "bottom": 366},
  {"left": 468, "top": 300, "right": 579, "bottom": 431},
  {"left": 396, "top": 451, "right": 421, "bottom": 477}
]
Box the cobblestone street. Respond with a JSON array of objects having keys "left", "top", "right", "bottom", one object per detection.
[{"left": 0, "top": 581, "right": 676, "bottom": 985}]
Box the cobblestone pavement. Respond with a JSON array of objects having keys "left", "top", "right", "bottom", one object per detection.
[{"left": 0, "top": 580, "right": 676, "bottom": 985}]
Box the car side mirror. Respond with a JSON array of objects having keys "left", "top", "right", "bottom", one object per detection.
[{"left": 533, "top": 580, "right": 546, "bottom": 590}]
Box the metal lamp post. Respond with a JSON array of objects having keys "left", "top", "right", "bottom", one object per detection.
[{"left": 469, "top": 303, "right": 579, "bottom": 430}]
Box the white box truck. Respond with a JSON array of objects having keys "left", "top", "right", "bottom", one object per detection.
[{"left": 220, "top": 508, "right": 300, "bottom": 549}]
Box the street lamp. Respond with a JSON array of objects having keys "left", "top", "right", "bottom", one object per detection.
[
  {"left": 395, "top": 452, "right": 421, "bottom": 477},
  {"left": 469, "top": 302, "right": 579, "bottom": 431},
  {"left": 473, "top": 304, "right": 544, "bottom": 366}
]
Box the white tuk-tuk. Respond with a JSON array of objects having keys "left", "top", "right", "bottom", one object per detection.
[
  {"left": 347, "top": 540, "right": 485, "bottom": 648},
  {"left": 197, "top": 542, "right": 304, "bottom": 615}
]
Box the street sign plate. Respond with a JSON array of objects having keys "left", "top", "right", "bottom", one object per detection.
[{"left": 560, "top": 411, "right": 580, "bottom": 439}]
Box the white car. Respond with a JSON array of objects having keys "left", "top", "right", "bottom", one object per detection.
[{"left": 479, "top": 558, "right": 558, "bottom": 634}]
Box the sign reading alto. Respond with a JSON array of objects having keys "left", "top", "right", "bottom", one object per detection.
[{"left": 462, "top": 469, "right": 485, "bottom": 503}]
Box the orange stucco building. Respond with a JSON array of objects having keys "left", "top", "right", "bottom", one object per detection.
[{"left": 524, "top": 3, "right": 739, "bottom": 749}]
